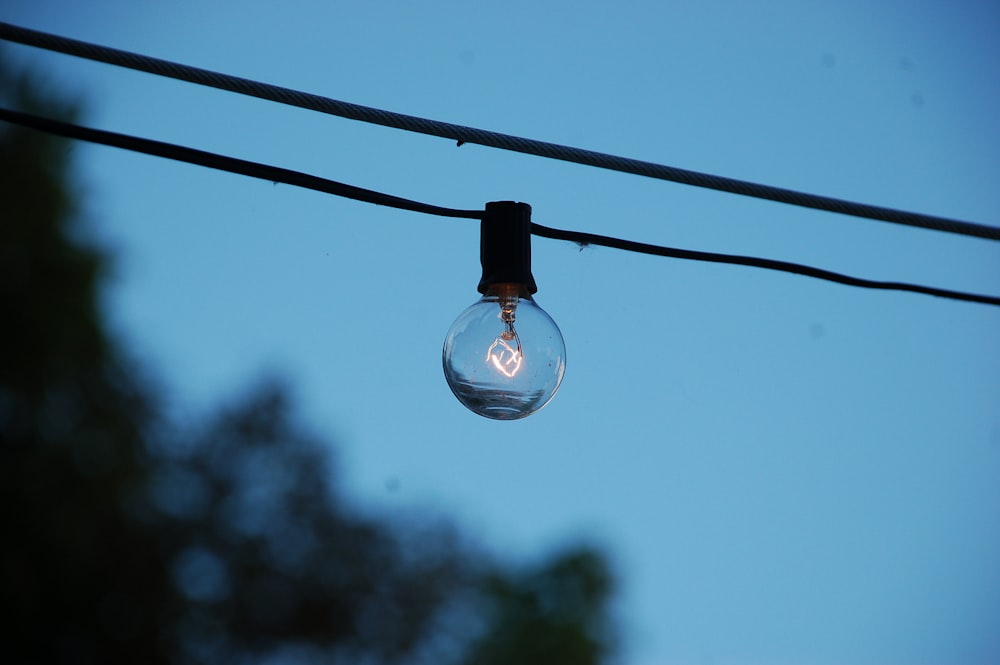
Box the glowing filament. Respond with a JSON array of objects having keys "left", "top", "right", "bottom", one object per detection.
[
  {"left": 487, "top": 335, "right": 523, "bottom": 377},
  {"left": 485, "top": 294, "right": 523, "bottom": 377}
]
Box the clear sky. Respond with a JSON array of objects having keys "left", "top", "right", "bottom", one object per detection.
[{"left": 4, "top": 2, "right": 1000, "bottom": 663}]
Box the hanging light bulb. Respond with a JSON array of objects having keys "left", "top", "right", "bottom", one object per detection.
[{"left": 443, "top": 201, "right": 566, "bottom": 420}]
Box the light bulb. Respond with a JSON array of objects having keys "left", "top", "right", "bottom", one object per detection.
[
  {"left": 442, "top": 201, "right": 566, "bottom": 420},
  {"left": 443, "top": 283, "right": 566, "bottom": 420}
]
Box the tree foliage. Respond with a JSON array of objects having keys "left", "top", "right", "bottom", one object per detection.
[
  {"left": 459, "top": 547, "right": 616, "bottom": 665},
  {"left": 0, "top": 52, "right": 618, "bottom": 665}
]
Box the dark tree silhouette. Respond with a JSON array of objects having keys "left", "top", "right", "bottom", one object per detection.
[
  {"left": 458, "top": 547, "right": 617, "bottom": 665},
  {"left": 1, "top": 52, "right": 172, "bottom": 664},
  {"left": 0, "top": 51, "right": 619, "bottom": 665},
  {"left": 143, "top": 381, "right": 473, "bottom": 664}
]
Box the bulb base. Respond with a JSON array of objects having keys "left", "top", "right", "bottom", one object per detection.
[{"left": 477, "top": 201, "right": 538, "bottom": 295}]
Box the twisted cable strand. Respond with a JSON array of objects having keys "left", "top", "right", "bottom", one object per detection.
[{"left": 2, "top": 21, "right": 998, "bottom": 241}]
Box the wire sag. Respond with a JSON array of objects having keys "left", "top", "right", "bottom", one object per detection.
[{"left": 2, "top": 107, "right": 997, "bottom": 308}]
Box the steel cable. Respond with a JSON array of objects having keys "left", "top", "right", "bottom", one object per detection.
[{"left": 2, "top": 21, "right": 999, "bottom": 242}]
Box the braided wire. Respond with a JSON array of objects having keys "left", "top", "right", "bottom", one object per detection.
[{"left": 2, "top": 21, "right": 998, "bottom": 242}]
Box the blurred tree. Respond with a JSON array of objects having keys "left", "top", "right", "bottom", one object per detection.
[
  {"left": 142, "top": 380, "right": 472, "bottom": 664},
  {"left": 458, "top": 547, "right": 617, "bottom": 665},
  {"left": 0, "top": 50, "right": 171, "bottom": 664},
  {"left": 0, "top": 51, "right": 618, "bottom": 665}
]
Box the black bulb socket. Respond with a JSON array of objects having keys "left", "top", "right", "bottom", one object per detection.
[{"left": 477, "top": 201, "right": 538, "bottom": 295}]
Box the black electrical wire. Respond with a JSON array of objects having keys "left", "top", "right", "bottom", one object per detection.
[
  {"left": 2, "top": 21, "right": 998, "bottom": 243},
  {"left": 0, "top": 108, "right": 481, "bottom": 220},
  {"left": 3, "top": 107, "right": 998, "bottom": 308},
  {"left": 531, "top": 224, "right": 1000, "bottom": 306}
]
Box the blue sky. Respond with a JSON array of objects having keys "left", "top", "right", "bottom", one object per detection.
[{"left": 4, "top": 2, "right": 1000, "bottom": 663}]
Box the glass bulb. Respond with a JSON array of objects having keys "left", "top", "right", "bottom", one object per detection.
[{"left": 443, "top": 284, "right": 566, "bottom": 420}]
